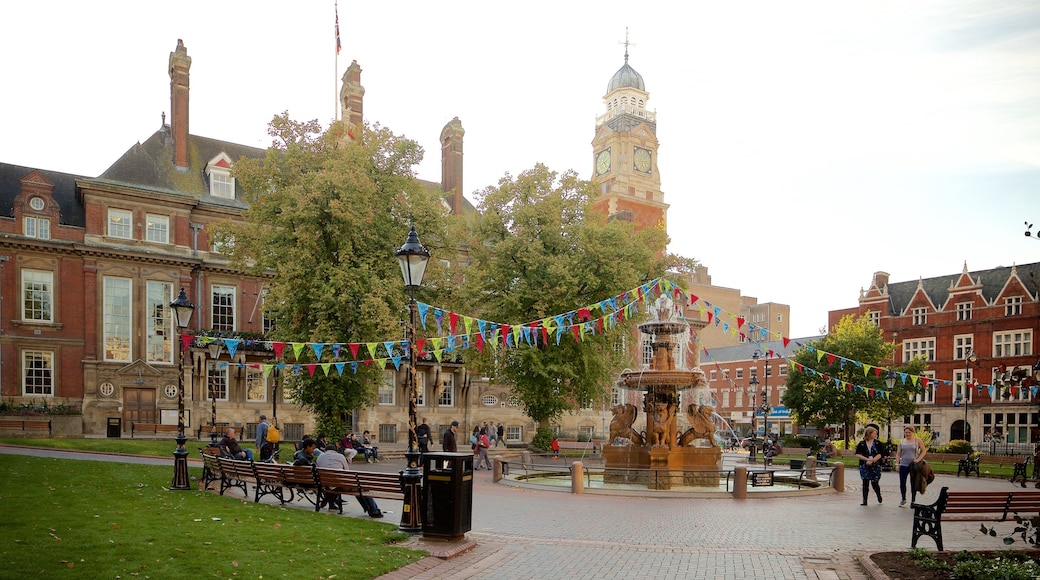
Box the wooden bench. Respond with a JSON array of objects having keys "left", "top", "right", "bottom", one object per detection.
[
  {"left": 556, "top": 440, "right": 595, "bottom": 453},
  {"left": 910, "top": 486, "right": 1040, "bottom": 551},
  {"left": 131, "top": 422, "right": 180, "bottom": 438},
  {"left": 315, "top": 468, "right": 404, "bottom": 514},
  {"left": 978, "top": 454, "right": 1027, "bottom": 468},
  {"left": 956, "top": 453, "right": 981, "bottom": 477},
  {"left": 215, "top": 457, "right": 255, "bottom": 497},
  {"left": 197, "top": 424, "right": 230, "bottom": 441},
  {"left": 0, "top": 419, "right": 52, "bottom": 436},
  {"left": 1012, "top": 455, "right": 1032, "bottom": 487},
  {"left": 198, "top": 447, "right": 223, "bottom": 490}
]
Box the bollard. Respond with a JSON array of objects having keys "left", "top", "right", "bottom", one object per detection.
[
  {"left": 521, "top": 450, "right": 532, "bottom": 470},
  {"left": 832, "top": 462, "right": 844, "bottom": 492},
  {"left": 733, "top": 466, "right": 747, "bottom": 499},
  {"left": 571, "top": 461, "right": 584, "bottom": 494},
  {"left": 493, "top": 457, "right": 504, "bottom": 482}
]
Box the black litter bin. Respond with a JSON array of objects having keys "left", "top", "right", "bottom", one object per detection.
[
  {"left": 107, "top": 417, "right": 122, "bottom": 438},
  {"left": 790, "top": 459, "right": 804, "bottom": 470},
  {"left": 420, "top": 452, "right": 473, "bottom": 540}
]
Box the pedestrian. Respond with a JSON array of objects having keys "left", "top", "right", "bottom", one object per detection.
[
  {"left": 475, "top": 430, "right": 492, "bottom": 470},
  {"left": 856, "top": 426, "right": 884, "bottom": 506},
  {"left": 470, "top": 426, "right": 480, "bottom": 455},
  {"left": 416, "top": 418, "right": 431, "bottom": 454},
  {"left": 442, "top": 420, "right": 459, "bottom": 452},
  {"left": 255, "top": 414, "right": 275, "bottom": 461},
  {"left": 895, "top": 426, "right": 928, "bottom": 507},
  {"left": 496, "top": 422, "right": 504, "bottom": 448},
  {"left": 551, "top": 435, "right": 560, "bottom": 458},
  {"left": 488, "top": 423, "right": 498, "bottom": 448}
]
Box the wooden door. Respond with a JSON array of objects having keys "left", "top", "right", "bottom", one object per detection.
[{"left": 123, "top": 388, "right": 156, "bottom": 430}]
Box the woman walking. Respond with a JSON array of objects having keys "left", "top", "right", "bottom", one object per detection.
[
  {"left": 855, "top": 426, "right": 884, "bottom": 506},
  {"left": 895, "top": 426, "right": 928, "bottom": 507}
]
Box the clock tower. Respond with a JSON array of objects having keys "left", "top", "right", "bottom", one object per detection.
[{"left": 591, "top": 45, "right": 667, "bottom": 232}]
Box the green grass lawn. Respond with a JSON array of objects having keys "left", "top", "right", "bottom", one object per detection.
[
  {"left": 0, "top": 455, "right": 424, "bottom": 578},
  {"left": 0, "top": 437, "right": 213, "bottom": 457}
]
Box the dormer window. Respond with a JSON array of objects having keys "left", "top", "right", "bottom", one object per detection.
[
  {"left": 29, "top": 197, "right": 45, "bottom": 211},
  {"left": 205, "top": 153, "right": 236, "bottom": 199}
]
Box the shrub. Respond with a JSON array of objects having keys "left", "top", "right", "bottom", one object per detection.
[
  {"left": 946, "top": 439, "right": 973, "bottom": 454},
  {"left": 577, "top": 432, "right": 591, "bottom": 442},
  {"left": 781, "top": 435, "right": 819, "bottom": 451},
  {"left": 531, "top": 427, "right": 554, "bottom": 452}
]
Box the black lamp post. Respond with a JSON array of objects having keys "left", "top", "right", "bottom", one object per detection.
[
  {"left": 884, "top": 371, "right": 897, "bottom": 443},
  {"left": 207, "top": 341, "right": 223, "bottom": 445},
  {"left": 395, "top": 224, "right": 430, "bottom": 533},
  {"left": 962, "top": 350, "right": 978, "bottom": 443},
  {"left": 746, "top": 382, "right": 758, "bottom": 463},
  {"left": 170, "top": 287, "right": 195, "bottom": 490},
  {"left": 752, "top": 351, "right": 772, "bottom": 436}
]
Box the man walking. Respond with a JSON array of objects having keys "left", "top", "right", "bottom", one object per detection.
[
  {"left": 255, "top": 414, "right": 273, "bottom": 461},
  {"left": 442, "top": 420, "right": 459, "bottom": 452},
  {"left": 496, "top": 422, "right": 505, "bottom": 448},
  {"left": 416, "top": 418, "right": 432, "bottom": 454}
]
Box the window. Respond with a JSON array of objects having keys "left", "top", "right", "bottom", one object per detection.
[
  {"left": 246, "top": 366, "right": 267, "bottom": 402},
  {"left": 378, "top": 424, "right": 397, "bottom": 444},
  {"left": 437, "top": 372, "right": 455, "bottom": 406},
  {"left": 641, "top": 338, "right": 653, "bottom": 367},
  {"left": 482, "top": 395, "right": 499, "bottom": 406},
  {"left": 211, "top": 285, "right": 236, "bottom": 331},
  {"left": 506, "top": 425, "right": 523, "bottom": 442},
  {"left": 994, "top": 330, "right": 1032, "bottom": 357},
  {"left": 103, "top": 277, "right": 132, "bottom": 361},
  {"left": 23, "top": 350, "right": 54, "bottom": 395},
  {"left": 1005, "top": 296, "right": 1022, "bottom": 316},
  {"left": 579, "top": 426, "right": 594, "bottom": 438},
  {"left": 911, "top": 307, "right": 927, "bottom": 325},
  {"left": 709, "top": 370, "right": 717, "bottom": 381},
  {"left": 378, "top": 370, "right": 395, "bottom": 405},
  {"left": 24, "top": 217, "right": 50, "bottom": 239},
  {"left": 145, "top": 214, "right": 169, "bottom": 243},
  {"left": 914, "top": 373, "right": 936, "bottom": 404},
  {"left": 735, "top": 368, "right": 744, "bottom": 380},
  {"left": 22, "top": 269, "right": 53, "bottom": 322},
  {"left": 261, "top": 289, "right": 276, "bottom": 334},
  {"left": 29, "top": 197, "right": 45, "bottom": 211},
  {"left": 611, "top": 386, "right": 621, "bottom": 406},
  {"left": 953, "top": 369, "right": 972, "bottom": 403},
  {"left": 415, "top": 372, "right": 425, "bottom": 406},
  {"left": 903, "top": 338, "right": 936, "bottom": 362},
  {"left": 867, "top": 311, "right": 879, "bottom": 326},
  {"left": 956, "top": 302, "right": 972, "bottom": 321},
  {"left": 953, "top": 335, "right": 973, "bottom": 360},
  {"left": 211, "top": 172, "right": 235, "bottom": 199},
  {"left": 146, "top": 282, "right": 172, "bottom": 363},
  {"left": 778, "top": 365, "right": 787, "bottom": 377},
  {"left": 108, "top": 209, "right": 132, "bottom": 238},
  {"left": 206, "top": 362, "right": 229, "bottom": 401}
]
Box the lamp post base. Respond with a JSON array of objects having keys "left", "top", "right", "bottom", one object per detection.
[
  {"left": 399, "top": 446, "right": 422, "bottom": 533},
  {"left": 171, "top": 433, "right": 192, "bottom": 490}
]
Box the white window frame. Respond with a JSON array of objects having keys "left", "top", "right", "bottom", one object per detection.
[
  {"left": 1005, "top": 296, "right": 1023, "bottom": 316},
  {"left": 953, "top": 369, "right": 973, "bottom": 403},
  {"left": 21, "top": 269, "right": 53, "bottom": 322},
  {"left": 993, "top": 330, "right": 1032, "bottom": 358},
  {"left": 103, "top": 277, "right": 132, "bottom": 362},
  {"left": 953, "top": 335, "right": 974, "bottom": 361},
  {"left": 867, "top": 311, "right": 880, "bottom": 326},
  {"left": 611, "top": 386, "right": 621, "bottom": 406},
  {"left": 24, "top": 216, "right": 51, "bottom": 239},
  {"left": 437, "top": 372, "right": 455, "bottom": 407},
  {"left": 146, "top": 281, "right": 173, "bottom": 363},
  {"left": 914, "top": 372, "right": 936, "bottom": 404},
  {"left": 206, "top": 361, "right": 229, "bottom": 402},
  {"left": 107, "top": 208, "right": 132, "bottom": 239},
  {"left": 378, "top": 370, "right": 395, "bottom": 405},
  {"left": 22, "top": 350, "right": 54, "bottom": 396},
  {"left": 211, "top": 284, "right": 236, "bottom": 331},
  {"left": 145, "top": 214, "right": 169, "bottom": 244},
  {"left": 210, "top": 171, "right": 235, "bottom": 199},
  {"left": 506, "top": 425, "right": 523, "bottom": 442},
  {"left": 902, "top": 338, "right": 936, "bottom": 362},
  {"left": 415, "top": 371, "right": 426, "bottom": 406},
  {"left": 246, "top": 366, "right": 267, "bottom": 402},
  {"left": 911, "top": 307, "right": 927, "bottom": 325},
  {"left": 956, "top": 302, "right": 972, "bottom": 321}
]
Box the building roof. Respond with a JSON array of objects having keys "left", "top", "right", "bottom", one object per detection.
[
  {"left": 885, "top": 262, "right": 1040, "bottom": 314},
  {"left": 0, "top": 162, "right": 87, "bottom": 227},
  {"left": 607, "top": 62, "right": 645, "bottom": 92}
]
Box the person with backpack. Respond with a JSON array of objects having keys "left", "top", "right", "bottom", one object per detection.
[
  {"left": 255, "top": 414, "right": 279, "bottom": 461},
  {"left": 475, "top": 430, "right": 492, "bottom": 470}
]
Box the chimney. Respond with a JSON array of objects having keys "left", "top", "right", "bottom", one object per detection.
[
  {"left": 872, "top": 271, "right": 890, "bottom": 290},
  {"left": 168, "top": 39, "right": 192, "bottom": 170},
  {"left": 339, "top": 60, "right": 365, "bottom": 139},
  {"left": 440, "top": 117, "right": 465, "bottom": 215}
]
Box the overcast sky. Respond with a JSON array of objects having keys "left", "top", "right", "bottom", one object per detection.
[{"left": 2, "top": 1, "right": 1038, "bottom": 338}]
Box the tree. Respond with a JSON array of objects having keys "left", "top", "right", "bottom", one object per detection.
[
  {"left": 457, "top": 164, "right": 674, "bottom": 431},
  {"left": 784, "top": 314, "right": 927, "bottom": 447},
  {"left": 211, "top": 115, "right": 448, "bottom": 436}
]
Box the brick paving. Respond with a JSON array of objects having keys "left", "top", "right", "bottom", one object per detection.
[{"left": 1, "top": 445, "right": 1027, "bottom": 579}]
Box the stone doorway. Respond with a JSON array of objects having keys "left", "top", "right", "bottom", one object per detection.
[{"left": 122, "top": 388, "right": 156, "bottom": 431}]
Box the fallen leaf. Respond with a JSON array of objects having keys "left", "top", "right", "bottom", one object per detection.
[
  {"left": 232, "top": 561, "right": 239, "bottom": 567},
  {"left": 113, "top": 524, "right": 120, "bottom": 530}
]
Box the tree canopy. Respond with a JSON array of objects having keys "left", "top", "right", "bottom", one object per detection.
[
  {"left": 212, "top": 115, "right": 448, "bottom": 435},
  {"left": 783, "top": 314, "right": 927, "bottom": 446},
  {"left": 456, "top": 164, "right": 674, "bottom": 426}
]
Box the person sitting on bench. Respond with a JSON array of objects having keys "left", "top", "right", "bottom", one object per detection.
[
  {"left": 315, "top": 445, "right": 383, "bottom": 518},
  {"left": 218, "top": 428, "right": 254, "bottom": 461}
]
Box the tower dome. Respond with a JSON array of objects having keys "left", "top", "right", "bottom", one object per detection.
[{"left": 607, "top": 62, "right": 645, "bottom": 92}]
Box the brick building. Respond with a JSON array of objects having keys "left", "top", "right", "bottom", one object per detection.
[{"left": 829, "top": 264, "right": 1040, "bottom": 450}]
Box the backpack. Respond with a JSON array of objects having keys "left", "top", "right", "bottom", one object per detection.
[
  {"left": 265, "top": 424, "right": 280, "bottom": 444},
  {"left": 470, "top": 434, "right": 478, "bottom": 446}
]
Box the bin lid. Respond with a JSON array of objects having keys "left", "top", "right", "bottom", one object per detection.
[{"left": 422, "top": 452, "right": 474, "bottom": 459}]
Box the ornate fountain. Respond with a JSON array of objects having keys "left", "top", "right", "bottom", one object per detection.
[{"left": 604, "top": 294, "right": 719, "bottom": 489}]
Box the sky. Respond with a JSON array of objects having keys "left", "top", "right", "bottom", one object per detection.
[{"left": 2, "top": 1, "right": 1039, "bottom": 339}]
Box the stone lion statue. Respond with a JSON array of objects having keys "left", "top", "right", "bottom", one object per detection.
[
  {"left": 609, "top": 403, "right": 644, "bottom": 446},
  {"left": 644, "top": 395, "right": 677, "bottom": 449},
  {"left": 679, "top": 404, "right": 717, "bottom": 447}
]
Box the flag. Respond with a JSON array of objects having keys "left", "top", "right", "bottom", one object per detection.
[{"left": 335, "top": 2, "right": 341, "bottom": 55}]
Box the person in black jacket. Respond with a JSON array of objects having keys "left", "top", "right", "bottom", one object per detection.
[
  {"left": 442, "top": 420, "right": 459, "bottom": 452},
  {"left": 416, "top": 418, "right": 432, "bottom": 453}
]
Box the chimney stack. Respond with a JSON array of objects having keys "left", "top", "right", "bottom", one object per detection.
[
  {"left": 440, "top": 117, "right": 465, "bottom": 215},
  {"left": 169, "top": 39, "right": 192, "bottom": 169}
]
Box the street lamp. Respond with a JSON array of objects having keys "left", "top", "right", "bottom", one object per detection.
[
  {"left": 170, "top": 287, "right": 195, "bottom": 490},
  {"left": 395, "top": 223, "right": 430, "bottom": 533},
  {"left": 207, "top": 341, "right": 223, "bottom": 445},
  {"left": 885, "top": 371, "right": 897, "bottom": 443},
  {"left": 752, "top": 351, "right": 772, "bottom": 437},
  {"left": 962, "top": 350, "right": 978, "bottom": 443}
]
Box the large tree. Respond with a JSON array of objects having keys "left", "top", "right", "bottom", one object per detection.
[
  {"left": 784, "top": 314, "right": 927, "bottom": 447},
  {"left": 457, "top": 164, "right": 674, "bottom": 434},
  {"left": 211, "top": 115, "right": 448, "bottom": 436}
]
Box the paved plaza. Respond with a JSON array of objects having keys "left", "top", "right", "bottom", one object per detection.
[{"left": 2, "top": 446, "right": 1027, "bottom": 579}]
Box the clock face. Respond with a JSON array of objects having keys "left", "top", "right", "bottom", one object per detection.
[
  {"left": 596, "top": 149, "right": 611, "bottom": 176},
  {"left": 634, "top": 147, "right": 652, "bottom": 173}
]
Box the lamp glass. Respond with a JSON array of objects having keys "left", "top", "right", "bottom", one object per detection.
[
  {"left": 395, "top": 225, "right": 431, "bottom": 289},
  {"left": 170, "top": 288, "right": 195, "bottom": 329}
]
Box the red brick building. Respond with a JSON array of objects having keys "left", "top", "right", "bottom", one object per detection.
[{"left": 829, "top": 264, "right": 1040, "bottom": 450}]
